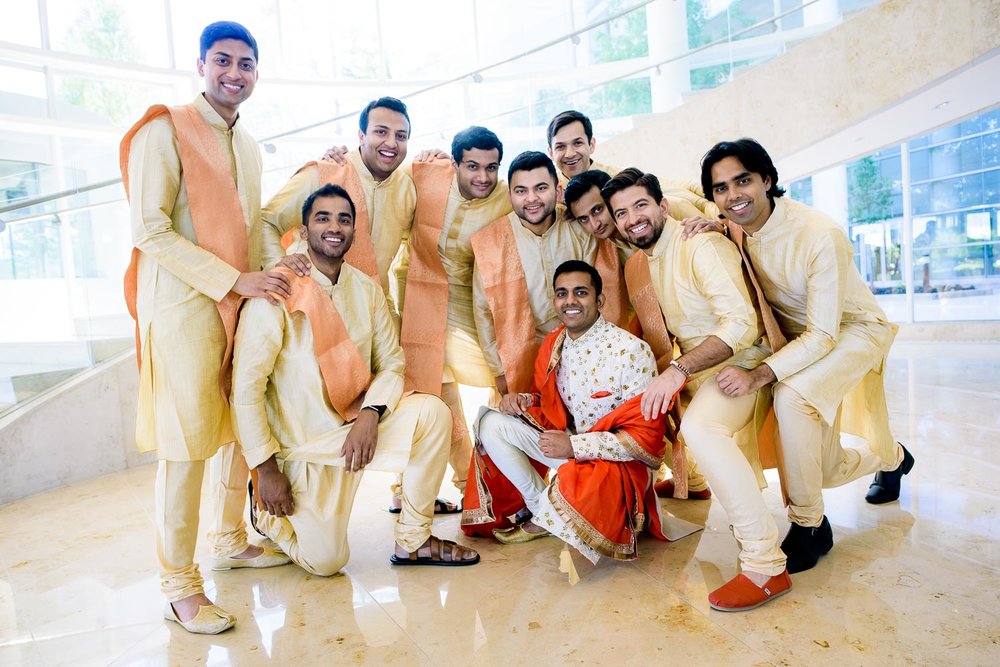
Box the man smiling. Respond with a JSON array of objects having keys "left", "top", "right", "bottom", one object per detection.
[
  {"left": 471, "top": 260, "right": 668, "bottom": 566},
  {"left": 262, "top": 97, "right": 416, "bottom": 301}
]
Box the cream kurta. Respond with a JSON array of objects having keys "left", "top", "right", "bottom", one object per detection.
[
  {"left": 647, "top": 216, "right": 765, "bottom": 373},
  {"left": 261, "top": 150, "right": 416, "bottom": 294},
  {"left": 128, "top": 94, "right": 267, "bottom": 461},
  {"left": 472, "top": 214, "right": 598, "bottom": 376},
  {"left": 745, "top": 197, "right": 897, "bottom": 427},
  {"left": 231, "top": 260, "right": 405, "bottom": 471}
]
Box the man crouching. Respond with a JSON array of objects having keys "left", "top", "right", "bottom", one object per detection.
[{"left": 232, "top": 183, "right": 478, "bottom": 572}]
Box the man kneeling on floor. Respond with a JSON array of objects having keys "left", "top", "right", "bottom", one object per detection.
[
  {"left": 231, "top": 183, "right": 479, "bottom": 572},
  {"left": 470, "top": 259, "right": 669, "bottom": 563}
]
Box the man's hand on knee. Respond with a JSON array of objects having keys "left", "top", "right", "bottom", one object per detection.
[
  {"left": 717, "top": 364, "right": 775, "bottom": 397},
  {"left": 342, "top": 409, "right": 379, "bottom": 472},
  {"left": 256, "top": 456, "right": 294, "bottom": 517},
  {"left": 539, "top": 430, "right": 574, "bottom": 459}
]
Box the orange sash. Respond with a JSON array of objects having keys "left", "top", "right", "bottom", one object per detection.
[
  {"left": 400, "top": 158, "right": 453, "bottom": 394},
  {"left": 280, "top": 161, "right": 379, "bottom": 282},
  {"left": 594, "top": 239, "right": 630, "bottom": 329},
  {"left": 273, "top": 266, "right": 374, "bottom": 422},
  {"left": 622, "top": 251, "right": 688, "bottom": 497},
  {"left": 726, "top": 221, "right": 788, "bottom": 492},
  {"left": 461, "top": 325, "right": 668, "bottom": 558},
  {"left": 468, "top": 217, "right": 537, "bottom": 393},
  {"left": 121, "top": 104, "right": 249, "bottom": 395}
]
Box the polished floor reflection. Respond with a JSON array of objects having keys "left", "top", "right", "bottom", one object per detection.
[{"left": 1, "top": 342, "right": 998, "bottom": 666}]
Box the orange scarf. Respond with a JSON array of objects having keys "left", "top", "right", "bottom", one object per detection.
[
  {"left": 273, "top": 266, "right": 373, "bottom": 422},
  {"left": 593, "top": 239, "right": 630, "bottom": 330},
  {"left": 280, "top": 161, "right": 379, "bottom": 282},
  {"left": 623, "top": 251, "right": 688, "bottom": 496},
  {"left": 399, "top": 158, "right": 453, "bottom": 394},
  {"left": 121, "top": 103, "right": 249, "bottom": 396},
  {"left": 462, "top": 325, "right": 668, "bottom": 560},
  {"left": 468, "top": 217, "right": 537, "bottom": 393}
]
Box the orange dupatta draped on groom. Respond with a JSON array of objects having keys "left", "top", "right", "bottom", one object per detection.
[{"left": 462, "top": 325, "right": 670, "bottom": 559}]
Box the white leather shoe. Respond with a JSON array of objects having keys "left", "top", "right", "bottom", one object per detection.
[
  {"left": 163, "top": 602, "right": 236, "bottom": 635},
  {"left": 211, "top": 548, "right": 290, "bottom": 571}
]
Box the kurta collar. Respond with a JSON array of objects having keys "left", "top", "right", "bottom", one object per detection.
[
  {"left": 193, "top": 94, "right": 237, "bottom": 132},
  {"left": 649, "top": 216, "right": 680, "bottom": 258},
  {"left": 563, "top": 315, "right": 609, "bottom": 350},
  {"left": 287, "top": 238, "right": 340, "bottom": 292},
  {"left": 745, "top": 197, "right": 787, "bottom": 240},
  {"left": 513, "top": 212, "right": 560, "bottom": 239}
]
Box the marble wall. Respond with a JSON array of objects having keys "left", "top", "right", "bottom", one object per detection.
[
  {"left": 0, "top": 352, "right": 150, "bottom": 505},
  {"left": 600, "top": 0, "right": 1000, "bottom": 181}
]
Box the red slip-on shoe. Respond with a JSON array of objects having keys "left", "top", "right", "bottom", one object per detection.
[
  {"left": 708, "top": 570, "right": 792, "bottom": 612},
  {"left": 654, "top": 479, "right": 712, "bottom": 500}
]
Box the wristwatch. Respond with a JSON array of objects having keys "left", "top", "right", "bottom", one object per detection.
[
  {"left": 669, "top": 359, "right": 691, "bottom": 378},
  {"left": 362, "top": 404, "right": 387, "bottom": 419}
]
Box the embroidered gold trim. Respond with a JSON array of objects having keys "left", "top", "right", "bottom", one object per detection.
[
  {"left": 548, "top": 477, "right": 637, "bottom": 560},
  {"left": 614, "top": 430, "right": 663, "bottom": 468},
  {"left": 460, "top": 444, "right": 498, "bottom": 527}
]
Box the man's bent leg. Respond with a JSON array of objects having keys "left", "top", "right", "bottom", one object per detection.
[
  {"left": 820, "top": 410, "right": 903, "bottom": 487},
  {"left": 208, "top": 442, "right": 251, "bottom": 558},
  {"left": 396, "top": 396, "right": 452, "bottom": 551},
  {"left": 255, "top": 461, "right": 362, "bottom": 577},
  {"left": 773, "top": 383, "right": 830, "bottom": 528},
  {"left": 156, "top": 459, "right": 206, "bottom": 602},
  {"left": 681, "top": 379, "right": 784, "bottom": 577},
  {"left": 478, "top": 411, "right": 565, "bottom": 516}
]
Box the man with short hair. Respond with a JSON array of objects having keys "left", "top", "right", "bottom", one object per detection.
[
  {"left": 397, "top": 126, "right": 512, "bottom": 510},
  {"left": 565, "top": 169, "right": 713, "bottom": 502},
  {"left": 122, "top": 21, "right": 290, "bottom": 635},
  {"left": 697, "top": 138, "right": 913, "bottom": 573},
  {"left": 261, "top": 96, "right": 416, "bottom": 301},
  {"left": 232, "top": 184, "right": 479, "bottom": 576},
  {"left": 604, "top": 167, "right": 791, "bottom": 611},
  {"left": 470, "top": 260, "right": 667, "bottom": 564},
  {"left": 470, "top": 151, "right": 623, "bottom": 399}
]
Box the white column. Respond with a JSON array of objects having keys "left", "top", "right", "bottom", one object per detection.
[{"left": 647, "top": 0, "right": 690, "bottom": 112}]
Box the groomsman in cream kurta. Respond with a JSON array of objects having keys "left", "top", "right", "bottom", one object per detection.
[
  {"left": 471, "top": 151, "right": 598, "bottom": 398},
  {"left": 396, "top": 126, "right": 512, "bottom": 509},
  {"left": 603, "top": 168, "right": 790, "bottom": 612},
  {"left": 694, "top": 138, "right": 913, "bottom": 574},
  {"left": 564, "top": 169, "right": 712, "bottom": 501},
  {"left": 261, "top": 97, "right": 416, "bottom": 303},
  {"left": 232, "top": 184, "right": 479, "bottom": 573},
  {"left": 122, "top": 22, "right": 290, "bottom": 636}
]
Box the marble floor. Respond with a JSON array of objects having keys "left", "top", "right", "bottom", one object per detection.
[{"left": 0, "top": 342, "right": 998, "bottom": 666}]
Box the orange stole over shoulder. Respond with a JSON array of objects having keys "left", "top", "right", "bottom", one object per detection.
[
  {"left": 279, "top": 161, "right": 379, "bottom": 282},
  {"left": 594, "top": 239, "right": 630, "bottom": 329},
  {"left": 273, "top": 266, "right": 374, "bottom": 422},
  {"left": 121, "top": 104, "right": 249, "bottom": 396},
  {"left": 468, "top": 217, "right": 537, "bottom": 393},
  {"left": 400, "top": 158, "right": 453, "bottom": 394},
  {"left": 623, "top": 251, "right": 688, "bottom": 498}
]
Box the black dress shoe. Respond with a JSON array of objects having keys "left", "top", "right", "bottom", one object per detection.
[
  {"left": 865, "top": 444, "right": 915, "bottom": 505},
  {"left": 781, "top": 516, "right": 833, "bottom": 573}
]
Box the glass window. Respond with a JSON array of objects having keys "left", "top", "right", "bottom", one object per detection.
[
  {"left": 0, "top": 2, "right": 43, "bottom": 47},
  {"left": 46, "top": 0, "right": 171, "bottom": 67}
]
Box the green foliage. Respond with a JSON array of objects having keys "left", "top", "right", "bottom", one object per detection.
[
  {"left": 849, "top": 157, "right": 893, "bottom": 224},
  {"left": 590, "top": 1, "right": 648, "bottom": 62},
  {"left": 56, "top": 0, "right": 140, "bottom": 123}
]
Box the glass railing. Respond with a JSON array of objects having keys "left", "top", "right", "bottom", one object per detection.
[{"left": 0, "top": 0, "right": 886, "bottom": 416}]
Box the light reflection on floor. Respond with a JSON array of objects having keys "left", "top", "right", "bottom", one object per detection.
[{"left": 0, "top": 342, "right": 997, "bottom": 665}]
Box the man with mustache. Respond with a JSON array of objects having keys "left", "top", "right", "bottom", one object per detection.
[
  {"left": 695, "top": 138, "right": 913, "bottom": 574},
  {"left": 232, "top": 184, "right": 479, "bottom": 577},
  {"left": 604, "top": 167, "right": 791, "bottom": 611}
]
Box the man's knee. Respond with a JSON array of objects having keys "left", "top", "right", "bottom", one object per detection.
[
  {"left": 773, "top": 383, "right": 818, "bottom": 420},
  {"left": 297, "top": 544, "right": 350, "bottom": 577}
]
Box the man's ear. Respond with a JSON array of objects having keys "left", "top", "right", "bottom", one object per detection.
[
  {"left": 596, "top": 293, "right": 606, "bottom": 310},
  {"left": 659, "top": 197, "right": 670, "bottom": 220},
  {"left": 196, "top": 59, "right": 205, "bottom": 77},
  {"left": 299, "top": 225, "right": 307, "bottom": 239}
]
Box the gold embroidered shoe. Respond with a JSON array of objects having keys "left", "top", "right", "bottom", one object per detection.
[
  {"left": 492, "top": 524, "right": 551, "bottom": 545},
  {"left": 211, "top": 548, "right": 290, "bottom": 571},
  {"left": 163, "top": 602, "right": 236, "bottom": 634}
]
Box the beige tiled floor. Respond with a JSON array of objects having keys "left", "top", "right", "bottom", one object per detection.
[{"left": 1, "top": 342, "right": 998, "bottom": 666}]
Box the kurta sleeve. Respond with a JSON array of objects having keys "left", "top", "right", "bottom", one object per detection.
[
  {"left": 231, "top": 298, "right": 286, "bottom": 469},
  {"left": 129, "top": 119, "right": 241, "bottom": 302},
  {"left": 691, "top": 235, "right": 759, "bottom": 354},
  {"left": 472, "top": 263, "right": 504, "bottom": 376},
  {"left": 261, "top": 166, "right": 320, "bottom": 269},
  {"left": 363, "top": 282, "right": 405, "bottom": 414},
  {"left": 764, "top": 229, "right": 846, "bottom": 381}
]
